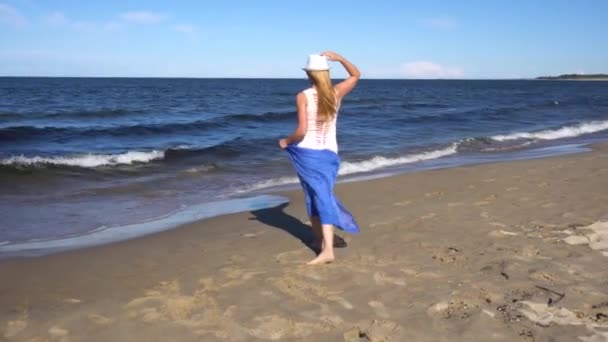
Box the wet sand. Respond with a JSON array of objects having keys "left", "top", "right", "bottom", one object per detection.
[{"left": 1, "top": 143, "right": 608, "bottom": 341}]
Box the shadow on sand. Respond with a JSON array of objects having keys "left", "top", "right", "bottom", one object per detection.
[{"left": 250, "top": 203, "right": 347, "bottom": 253}]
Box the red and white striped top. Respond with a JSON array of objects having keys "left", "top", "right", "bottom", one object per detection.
[{"left": 297, "top": 88, "right": 340, "bottom": 153}]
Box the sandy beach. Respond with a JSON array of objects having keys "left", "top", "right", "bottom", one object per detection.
[{"left": 1, "top": 143, "right": 608, "bottom": 341}]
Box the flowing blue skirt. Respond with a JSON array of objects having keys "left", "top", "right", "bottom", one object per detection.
[{"left": 285, "top": 145, "right": 360, "bottom": 234}]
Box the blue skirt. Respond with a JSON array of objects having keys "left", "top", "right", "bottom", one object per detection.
[{"left": 285, "top": 145, "right": 360, "bottom": 234}]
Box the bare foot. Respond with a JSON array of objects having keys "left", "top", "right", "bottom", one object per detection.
[{"left": 306, "top": 251, "right": 335, "bottom": 265}]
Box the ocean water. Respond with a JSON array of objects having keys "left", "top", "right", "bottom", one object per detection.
[{"left": 1, "top": 77, "right": 608, "bottom": 256}]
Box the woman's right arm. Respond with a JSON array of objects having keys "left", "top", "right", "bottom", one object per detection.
[{"left": 321, "top": 51, "right": 361, "bottom": 98}]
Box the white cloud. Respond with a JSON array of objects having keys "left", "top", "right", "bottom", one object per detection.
[
  {"left": 399, "top": 61, "right": 464, "bottom": 79},
  {"left": 103, "top": 21, "right": 123, "bottom": 31},
  {"left": 120, "top": 11, "right": 165, "bottom": 24},
  {"left": 44, "top": 11, "right": 123, "bottom": 31},
  {"left": 173, "top": 24, "right": 196, "bottom": 36},
  {"left": 419, "top": 17, "right": 458, "bottom": 30},
  {"left": 45, "top": 11, "right": 67, "bottom": 26},
  {"left": 0, "top": 3, "right": 28, "bottom": 27}
]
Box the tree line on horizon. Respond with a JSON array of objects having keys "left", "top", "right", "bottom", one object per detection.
[{"left": 536, "top": 73, "right": 608, "bottom": 80}]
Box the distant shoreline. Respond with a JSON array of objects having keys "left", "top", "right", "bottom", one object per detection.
[{"left": 536, "top": 73, "right": 608, "bottom": 81}]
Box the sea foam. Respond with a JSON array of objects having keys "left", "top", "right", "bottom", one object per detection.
[
  {"left": 491, "top": 120, "right": 608, "bottom": 142},
  {"left": 339, "top": 143, "right": 459, "bottom": 175},
  {"left": 241, "top": 144, "right": 459, "bottom": 192},
  {"left": 1, "top": 150, "right": 164, "bottom": 168}
]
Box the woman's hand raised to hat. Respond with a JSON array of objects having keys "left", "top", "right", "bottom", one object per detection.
[{"left": 320, "top": 51, "right": 342, "bottom": 62}]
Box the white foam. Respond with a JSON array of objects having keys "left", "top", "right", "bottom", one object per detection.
[
  {"left": 238, "top": 144, "right": 459, "bottom": 193},
  {"left": 1, "top": 150, "right": 164, "bottom": 168},
  {"left": 236, "top": 176, "right": 300, "bottom": 193},
  {"left": 491, "top": 120, "right": 608, "bottom": 142},
  {"left": 339, "top": 143, "right": 459, "bottom": 175}
]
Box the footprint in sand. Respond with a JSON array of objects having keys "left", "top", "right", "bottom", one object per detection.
[
  {"left": 488, "top": 230, "right": 519, "bottom": 238},
  {"left": 271, "top": 274, "right": 330, "bottom": 305},
  {"left": 394, "top": 200, "right": 412, "bottom": 206},
  {"left": 64, "top": 298, "right": 82, "bottom": 304},
  {"left": 368, "top": 301, "right": 390, "bottom": 318},
  {"left": 528, "top": 270, "right": 559, "bottom": 283},
  {"left": 541, "top": 202, "right": 556, "bottom": 208},
  {"left": 432, "top": 247, "right": 464, "bottom": 264},
  {"left": 246, "top": 315, "right": 328, "bottom": 340},
  {"left": 219, "top": 266, "right": 266, "bottom": 288},
  {"left": 474, "top": 201, "right": 491, "bottom": 206},
  {"left": 328, "top": 296, "right": 354, "bottom": 310},
  {"left": 88, "top": 314, "right": 115, "bottom": 326},
  {"left": 345, "top": 320, "right": 403, "bottom": 342},
  {"left": 420, "top": 213, "right": 436, "bottom": 220},
  {"left": 274, "top": 249, "right": 305, "bottom": 264},
  {"left": 48, "top": 326, "right": 69, "bottom": 339},
  {"left": 506, "top": 187, "right": 519, "bottom": 192},
  {"left": 373, "top": 272, "right": 406, "bottom": 286},
  {"left": 3, "top": 320, "right": 27, "bottom": 339},
  {"left": 241, "top": 231, "right": 266, "bottom": 238},
  {"left": 425, "top": 191, "right": 445, "bottom": 198}
]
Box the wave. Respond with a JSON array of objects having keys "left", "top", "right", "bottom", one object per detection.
[
  {"left": 239, "top": 144, "right": 460, "bottom": 193},
  {"left": 0, "top": 136, "right": 277, "bottom": 170},
  {"left": 41, "top": 108, "right": 142, "bottom": 119},
  {"left": 0, "top": 108, "right": 143, "bottom": 121},
  {"left": 0, "top": 111, "right": 295, "bottom": 142},
  {"left": 0, "top": 121, "right": 225, "bottom": 142},
  {"left": 491, "top": 120, "right": 608, "bottom": 141},
  {"left": 1, "top": 150, "right": 164, "bottom": 168},
  {"left": 236, "top": 176, "right": 300, "bottom": 193},
  {"left": 339, "top": 143, "right": 459, "bottom": 175}
]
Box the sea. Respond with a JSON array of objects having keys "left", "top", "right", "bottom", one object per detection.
[{"left": 1, "top": 77, "right": 608, "bottom": 257}]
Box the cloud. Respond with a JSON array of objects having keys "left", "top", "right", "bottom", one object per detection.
[
  {"left": 44, "top": 11, "right": 123, "bottom": 31},
  {"left": 119, "top": 11, "right": 165, "bottom": 24},
  {"left": 419, "top": 17, "right": 458, "bottom": 30},
  {"left": 45, "top": 11, "right": 68, "bottom": 26},
  {"left": 399, "top": 61, "right": 464, "bottom": 79},
  {"left": 173, "top": 24, "right": 196, "bottom": 36},
  {"left": 0, "top": 3, "right": 28, "bottom": 27}
]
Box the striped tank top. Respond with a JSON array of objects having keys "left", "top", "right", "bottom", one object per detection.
[{"left": 297, "top": 88, "right": 340, "bottom": 153}]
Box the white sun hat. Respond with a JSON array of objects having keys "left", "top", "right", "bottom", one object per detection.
[{"left": 302, "top": 54, "right": 330, "bottom": 71}]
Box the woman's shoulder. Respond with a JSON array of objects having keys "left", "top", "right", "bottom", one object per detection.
[{"left": 297, "top": 88, "right": 315, "bottom": 99}]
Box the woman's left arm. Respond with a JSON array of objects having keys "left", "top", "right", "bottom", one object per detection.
[{"left": 279, "top": 92, "right": 308, "bottom": 148}]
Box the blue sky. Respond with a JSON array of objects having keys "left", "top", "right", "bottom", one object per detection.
[{"left": 0, "top": 0, "right": 607, "bottom": 78}]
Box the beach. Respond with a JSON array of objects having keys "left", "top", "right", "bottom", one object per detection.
[{"left": 1, "top": 143, "right": 607, "bottom": 341}]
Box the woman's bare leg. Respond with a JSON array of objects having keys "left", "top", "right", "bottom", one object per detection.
[
  {"left": 307, "top": 224, "right": 335, "bottom": 265},
  {"left": 310, "top": 216, "right": 323, "bottom": 248}
]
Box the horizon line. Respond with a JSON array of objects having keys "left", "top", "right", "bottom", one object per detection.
[{"left": 0, "top": 75, "right": 539, "bottom": 81}]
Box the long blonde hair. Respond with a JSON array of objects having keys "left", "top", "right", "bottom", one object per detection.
[{"left": 306, "top": 70, "right": 336, "bottom": 122}]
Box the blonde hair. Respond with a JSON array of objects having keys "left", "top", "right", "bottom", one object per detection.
[{"left": 306, "top": 70, "right": 336, "bottom": 122}]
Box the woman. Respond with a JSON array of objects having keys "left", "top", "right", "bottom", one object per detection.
[{"left": 279, "top": 51, "right": 361, "bottom": 265}]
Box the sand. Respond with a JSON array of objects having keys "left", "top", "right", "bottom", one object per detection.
[{"left": 1, "top": 143, "right": 608, "bottom": 341}]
